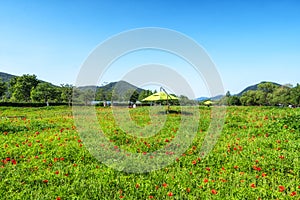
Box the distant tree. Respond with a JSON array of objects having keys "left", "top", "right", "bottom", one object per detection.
[
  {"left": 240, "top": 90, "right": 259, "bottom": 106},
  {"left": 79, "top": 89, "right": 94, "bottom": 106},
  {"left": 95, "top": 88, "right": 105, "bottom": 101},
  {"left": 123, "top": 89, "right": 139, "bottom": 103},
  {"left": 31, "top": 82, "right": 57, "bottom": 103},
  {"left": 257, "top": 82, "right": 279, "bottom": 105},
  {"left": 138, "top": 90, "right": 153, "bottom": 102},
  {"left": 291, "top": 84, "right": 300, "bottom": 106},
  {"left": 228, "top": 96, "right": 241, "bottom": 106},
  {"left": 179, "top": 95, "right": 194, "bottom": 106},
  {"left": 270, "top": 86, "right": 291, "bottom": 106},
  {"left": 225, "top": 91, "right": 231, "bottom": 97},
  {"left": 60, "top": 84, "right": 73, "bottom": 106},
  {"left": 0, "top": 78, "right": 6, "bottom": 100},
  {"left": 10, "top": 74, "right": 39, "bottom": 102}
]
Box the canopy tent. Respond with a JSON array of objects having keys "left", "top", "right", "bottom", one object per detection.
[
  {"left": 141, "top": 91, "right": 178, "bottom": 101},
  {"left": 203, "top": 100, "right": 213, "bottom": 106},
  {"left": 141, "top": 90, "right": 179, "bottom": 113}
]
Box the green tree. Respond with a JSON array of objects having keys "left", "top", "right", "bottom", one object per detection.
[
  {"left": 138, "top": 90, "right": 153, "bottom": 102},
  {"left": 95, "top": 88, "right": 105, "bottom": 101},
  {"left": 31, "top": 82, "right": 57, "bottom": 103},
  {"left": 270, "top": 86, "right": 291, "bottom": 106},
  {"left": 240, "top": 90, "right": 259, "bottom": 106},
  {"left": 228, "top": 96, "right": 241, "bottom": 106},
  {"left": 0, "top": 78, "right": 6, "bottom": 100},
  {"left": 291, "top": 84, "right": 300, "bottom": 106},
  {"left": 257, "top": 82, "right": 279, "bottom": 105},
  {"left": 10, "top": 74, "right": 39, "bottom": 102},
  {"left": 60, "top": 84, "right": 74, "bottom": 106},
  {"left": 79, "top": 89, "right": 94, "bottom": 106}
]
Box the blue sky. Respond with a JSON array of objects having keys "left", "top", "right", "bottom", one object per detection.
[{"left": 0, "top": 0, "right": 299, "bottom": 97}]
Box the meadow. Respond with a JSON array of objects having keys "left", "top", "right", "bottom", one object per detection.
[{"left": 0, "top": 106, "right": 299, "bottom": 199}]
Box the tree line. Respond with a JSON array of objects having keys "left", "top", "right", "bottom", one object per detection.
[
  {"left": 219, "top": 82, "right": 300, "bottom": 106},
  {"left": 0, "top": 74, "right": 155, "bottom": 105},
  {"left": 1, "top": 75, "right": 299, "bottom": 107}
]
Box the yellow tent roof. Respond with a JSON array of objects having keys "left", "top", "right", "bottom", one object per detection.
[
  {"left": 141, "top": 92, "right": 178, "bottom": 101},
  {"left": 204, "top": 100, "right": 213, "bottom": 105}
]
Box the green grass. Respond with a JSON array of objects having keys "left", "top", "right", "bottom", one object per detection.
[{"left": 0, "top": 106, "right": 299, "bottom": 199}]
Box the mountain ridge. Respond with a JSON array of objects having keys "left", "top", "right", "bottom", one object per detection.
[{"left": 0, "top": 71, "right": 286, "bottom": 100}]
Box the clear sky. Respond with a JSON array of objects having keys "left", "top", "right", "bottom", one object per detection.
[{"left": 0, "top": 0, "right": 299, "bottom": 97}]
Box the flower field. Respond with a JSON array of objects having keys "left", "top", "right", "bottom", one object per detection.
[{"left": 0, "top": 106, "right": 299, "bottom": 199}]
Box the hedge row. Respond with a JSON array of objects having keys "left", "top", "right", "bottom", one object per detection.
[{"left": 0, "top": 102, "right": 69, "bottom": 107}]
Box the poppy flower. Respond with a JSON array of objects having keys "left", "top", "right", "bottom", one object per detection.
[
  {"left": 250, "top": 183, "right": 256, "bottom": 188},
  {"left": 162, "top": 183, "right": 168, "bottom": 188},
  {"left": 192, "top": 160, "right": 197, "bottom": 165},
  {"left": 290, "top": 191, "right": 296, "bottom": 196},
  {"left": 204, "top": 178, "right": 209, "bottom": 183},
  {"left": 167, "top": 192, "right": 173, "bottom": 196},
  {"left": 11, "top": 159, "right": 17, "bottom": 165},
  {"left": 43, "top": 180, "right": 49, "bottom": 183},
  {"left": 149, "top": 196, "right": 154, "bottom": 199},
  {"left": 279, "top": 185, "right": 285, "bottom": 192},
  {"left": 211, "top": 189, "right": 217, "bottom": 195}
]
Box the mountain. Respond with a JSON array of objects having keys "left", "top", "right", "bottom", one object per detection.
[
  {"left": 79, "top": 80, "right": 145, "bottom": 95},
  {"left": 196, "top": 81, "right": 282, "bottom": 101},
  {"left": 236, "top": 81, "right": 281, "bottom": 96},
  {"left": 195, "top": 95, "right": 224, "bottom": 102},
  {"left": 0, "top": 72, "right": 16, "bottom": 82},
  {"left": 196, "top": 97, "right": 209, "bottom": 101}
]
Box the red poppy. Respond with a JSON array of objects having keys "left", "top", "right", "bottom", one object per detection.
[
  {"left": 290, "top": 191, "right": 296, "bottom": 196},
  {"left": 135, "top": 183, "right": 140, "bottom": 189},
  {"left": 56, "top": 197, "right": 61, "bottom": 200},
  {"left": 192, "top": 160, "right": 197, "bottom": 165},
  {"left": 250, "top": 183, "right": 256, "bottom": 188},
  {"left": 211, "top": 189, "right": 217, "bottom": 195},
  {"left": 43, "top": 180, "right": 48, "bottom": 183},
  {"left": 55, "top": 170, "right": 59, "bottom": 175},
  {"left": 205, "top": 167, "right": 210, "bottom": 171},
  {"left": 204, "top": 178, "right": 209, "bottom": 183},
  {"left": 167, "top": 192, "right": 173, "bottom": 196},
  {"left": 186, "top": 188, "right": 191, "bottom": 193},
  {"left": 262, "top": 173, "right": 267, "bottom": 177},
  {"left": 149, "top": 196, "right": 154, "bottom": 199},
  {"left": 279, "top": 185, "right": 285, "bottom": 192},
  {"left": 119, "top": 196, "right": 124, "bottom": 199},
  {"left": 162, "top": 183, "right": 168, "bottom": 188},
  {"left": 11, "top": 159, "right": 17, "bottom": 165}
]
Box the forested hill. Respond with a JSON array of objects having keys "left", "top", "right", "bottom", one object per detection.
[
  {"left": 237, "top": 81, "right": 281, "bottom": 96},
  {"left": 79, "top": 80, "right": 144, "bottom": 94},
  {"left": 0, "top": 72, "right": 16, "bottom": 82}
]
